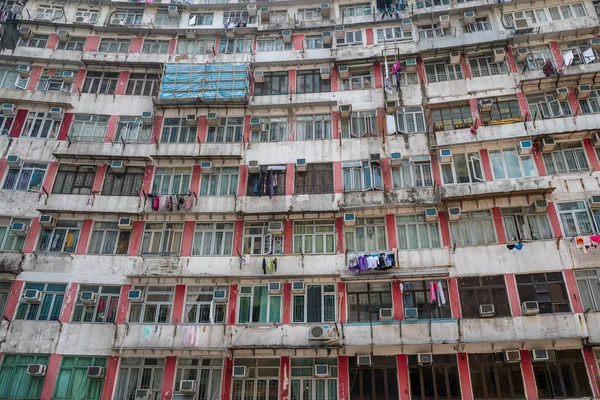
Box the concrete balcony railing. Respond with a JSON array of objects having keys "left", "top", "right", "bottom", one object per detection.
[
  {"left": 440, "top": 176, "right": 555, "bottom": 200},
  {"left": 40, "top": 193, "right": 144, "bottom": 215},
  {"left": 252, "top": 48, "right": 334, "bottom": 66},
  {"left": 0, "top": 88, "right": 73, "bottom": 107},
  {"left": 2, "top": 320, "right": 61, "bottom": 354},
  {"left": 82, "top": 51, "right": 169, "bottom": 66},
  {"left": 114, "top": 324, "right": 228, "bottom": 351},
  {"left": 56, "top": 323, "right": 116, "bottom": 355},
  {"left": 3, "top": 46, "right": 83, "bottom": 64},
  {"left": 237, "top": 193, "right": 341, "bottom": 214},
  {"left": 342, "top": 320, "right": 459, "bottom": 347},
  {"left": 427, "top": 74, "right": 517, "bottom": 105},
  {"left": 0, "top": 190, "right": 44, "bottom": 219},
  {"left": 583, "top": 312, "right": 600, "bottom": 343}
]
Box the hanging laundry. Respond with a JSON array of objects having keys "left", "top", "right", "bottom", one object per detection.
[
  {"left": 152, "top": 195, "right": 160, "bottom": 211},
  {"left": 273, "top": 258, "right": 277, "bottom": 271},
  {"left": 514, "top": 243, "right": 523, "bottom": 251},
  {"left": 183, "top": 195, "right": 194, "bottom": 211},
  {"left": 399, "top": 282, "right": 404, "bottom": 293},
  {"left": 243, "top": 254, "right": 251, "bottom": 264},
  {"left": 262, "top": 258, "right": 267, "bottom": 274},
  {"left": 267, "top": 258, "right": 275, "bottom": 272},
  {"left": 590, "top": 235, "right": 600, "bottom": 245},
  {"left": 158, "top": 196, "right": 170, "bottom": 211},
  {"left": 506, "top": 244, "right": 516, "bottom": 250},
  {"left": 429, "top": 282, "right": 436, "bottom": 304},
  {"left": 436, "top": 281, "right": 446, "bottom": 305}
]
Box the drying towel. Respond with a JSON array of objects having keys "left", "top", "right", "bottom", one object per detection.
[{"left": 436, "top": 281, "right": 446, "bottom": 305}]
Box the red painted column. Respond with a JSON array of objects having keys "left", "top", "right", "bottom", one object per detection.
[
  {"left": 506, "top": 47, "right": 518, "bottom": 73},
  {"left": 180, "top": 221, "right": 195, "bottom": 257},
  {"left": 191, "top": 164, "right": 201, "bottom": 195},
  {"left": 520, "top": 350, "right": 538, "bottom": 400},
  {"left": 129, "top": 37, "right": 144, "bottom": 53},
  {"left": 72, "top": 69, "right": 86, "bottom": 94},
  {"left": 491, "top": 207, "right": 506, "bottom": 244},
  {"left": 469, "top": 98, "right": 482, "bottom": 128},
  {"left": 279, "top": 356, "right": 291, "bottom": 400},
  {"left": 583, "top": 138, "right": 600, "bottom": 171},
  {"left": 197, "top": 115, "right": 208, "bottom": 143},
  {"left": 23, "top": 218, "right": 40, "bottom": 253},
  {"left": 284, "top": 219, "right": 293, "bottom": 255},
  {"left": 333, "top": 161, "right": 342, "bottom": 193},
  {"left": 282, "top": 283, "right": 291, "bottom": 324},
  {"left": 3, "top": 280, "right": 24, "bottom": 320},
  {"left": 331, "top": 67, "right": 339, "bottom": 92},
  {"left": 567, "top": 88, "right": 582, "bottom": 116},
  {"left": 40, "top": 353, "right": 61, "bottom": 400},
  {"left": 141, "top": 165, "right": 155, "bottom": 195},
  {"left": 457, "top": 353, "right": 473, "bottom": 400},
  {"left": 75, "top": 219, "right": 93, "bottom": 255},
  {"left": 292, "top": 34, "right": 304, "bottom": 51},
  {"left": 115, "top": 71, "right": 130, "bottom": 96},
  {"left": 46, "top": 33, "right": 58, "bottom": 50},
  {"left": 549, "top": 41, "right": 564, "bottom": 69},
  {"left": 332, "top": 111, "right": 340, "bottom": 139},
  {"left": 160, "top": 356, "right": 177, "bottom": 400},
  {"left": 172, "top": 284, "right": 186, "bottom": 323},
  {"left": 396, "top": 354, "right": 410, "bottom": 400},
  {"left": 0, "top": 159, "right": 7, "bottom": 183},
  {"left": 416, "top": 58, "right": 427, "bottom": 85},
  {"left": 547, "top": 202, "right": 563, "bottom": 239},
  {"left": 221, "top": 356, "right": 233, "bottom": 400},
  {"left": 381, "top": 158, "right": 392, "bottom": 190},
  {"left": 335, "top": 217, "right": 344, "bottom": 254},
  {"left": 104, "top": 115, "right": 118, "bottom": 143},
  {"left": 91, "top": 165, "right": 107, "bottom": 193},
  {"left": 56, "top": 112, "right": 73, "bottom": 141},
  {"left": 115, "top": 284, "right": 132, "bottom": 324},
  {"left": 227, "top": 284, "right": 238, "bottom": 325},
  {"left": 431, "top": 154, "right": 442, "bottom": 187},
  {"left": 438, "top": 211, "right": 451, "bottom": 247},
  {"left": 504, "top": 273, "right": 522, "bottom": 317},
  {"left": 285, "top": 163, "right": 295, "bottom": 195},
  {"left": 42, "top": 161, "right": 58, "bottom": 194},
  {"left": 8, "top": 109, "right": 27, "bottom": 138},
  {"left": 373, "top": 63, "right": 383, "bottom": 89},
  {"left": 365, "top": 28, "right": 374, "bottom": 45},
  {"left": 127, "top": 221, "right": 145, "bottom": 256},
  {"left": 243, "top": 115, "right": 251, "bottom": 143},
  {"left": 448, "top": 277, "right": 461, "bottom": 318},
  {"left": 83, "top": 36, "right": 101, "bottom": 52},
  {"left": 392, "top": 280, "right": 403, "bottom": 320},
  {"left": 101, "top": 356, "right": 120, "bottom": 400},
  {"left": 582, "top": 348, "right": 600, "bottom": 398},
  {"left": 460, "top": 54, "right": 471, "bottom": 79},
  {"left": 289, "top": 69, "right": 297, "bottom": 94},
  {"left": 237, "top": 165, "right": 248, "bottom": 196},
  {"left": 563, "top": 269, "right": 584, "bottom": 313},
  {"left": 337, "top": 282, "right": 347, "bottom": 323},
  {"left": 386, "top": 214, "right": 397, "bottom": 251},
  {"left": 532, "top": 143, "right": 547, "bottom": 176},
  {"left": 168, "top": 38, "right": 177, "bottom": 54},
  {"left": 338, "top": 356, "right": 349, "bottom": 400},
  {"left": 516, "top": 91, "right": 530, "bottom": 121},
  {"left": 26, "top": 66, "right": 43, "bottom": 90},
  {"left": 59, "top": 282, "right": 79, "bottom": 322},
  {"left": 150, "top": 116, "right": 163, "bottom": 144},
  {"left": 479, "top": 149, "right": 492, "bottom": 181},
  {"left": 233, "top": 220, "right": 243, "bottom": 256}
]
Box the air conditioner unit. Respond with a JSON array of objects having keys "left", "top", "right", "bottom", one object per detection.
[
  {"left": 39, "top": 215, "right": 55, "bottom": 228},
  {"left": 518, "top": 140, "right": 533, "bottom": 155},
  {"left": 533, "top": 199, "right": 548, "bottom": 213},
  {"left": 379, "top": 308, "right": 393, "bottom": 320},
  {"left": 111, "top": 18, "right": 126, "bottom": 26},
  {"left": 27, "top": 364, "right": 46, "bottom": 376},
  {"left": 589, "top": 195, "right": 600, "bottom": 210},
  {"left": 404, "top": 307, "right": 418, "bottom": 319},
  {"left": 292, "top": 281, "right": 305, "bottom": 293},
  {"left": 250, "top": 117, "right": 262, "bottom": 131},
  {"left": 541, "top": 137, "right": 556, "bottom": 152},
  {"left": 7, "top": 155, "right": 21, "bottom": 168},
  {"left": 439, "top": 14, "right": 450, "bottom": 28},
  {"left": 554, "top": 87, "right": 569, "bottom": 101},
  {"left": 260, "top": 6, "right": 270, "bottom": 23},
  {"left": 449, "top": 51, "right": 461, "bottom": 65},
  {"left": 493, "top": 48, "right": 506, "bottom": 62},
  {"left": 128, "top": 289, "right": 144, "bottom": 302},
  {"left": 321, "top": 31, "right": 332, "bottom": 44},
  {"left": 390, "top": 152, "right": 402, "bottom": 166},
  {"left": 49, "top": 107, "right": 63, "bottom": 120},
  {"left": 504, "top": 350, "right": 521, "bottom": 363},
  {"left": 405, "top": 58, "right": 418, "bottom": 72},
  {"left": 338, "top": 65, "right": 350, "bottom": 79},
  {"left": 204, "top": 113, "right": 218, "bottom": 127},
  {"left": 282, "top": 30, "right": 292, "bottom": 44},
  {"left": 479, "top": 304, "right": 495, "bottom": 318},
  {"left": 19, "top": 27, "right": 32, "bottom": 39},
  {"left": 315, "top": 364, "right": 329, "bottom": 377},
  {"left": 439, "top": 148, "right": 452, "bottom": 162},
  {"left": 425, "top": 208, "right": 438, "bottom": 222},
  {"left": 214, "top": 289, "right": 227, "bottom": 302},
  {"left": 225, "top": 28, "right": 236, "bottom": 39},
  {"left": 24, "top": 289, "right": 42, "bottom": 303},
  {"left": 577, "top": 84, "right": 592, "bottom": 99},
  {"left": 522, "top": 301, "right": 540, "bottom": 316},
  {"left": 140, "top": 111, "right": 153, "bottom": 124},
  {"left": 233, "top": 366, "right": 247, "bottom": 378},
  {"left": 448, "top": 207, "right": 461, "bottom": 221},
  {"left": 370, "top": 153, "right": 381, "bottom": 162},
  {"left": 11, "top": 222, "right": 27, "bottom": 237},
  {"left": 16, "top": 65, "right": 30, "bottom": 77},
  {"left": 57, "top": 30, "right": 69, "bottom": 42},
  {"left": 62, "top": 71, "right": 75, "bottom": 83},
  {"left": 118, "top": 217, "right": 133, "bottom": 230},
  {"left": 335, "top": 25, "right": 345, "bottom": 39},
  {"left": 247, "top": 4, "right": 257, "bottom": 16},
  {"left": 74, "top": 15, "right": 91, "bottom": 24},
  {"left": 516, "top": 47, "right": 530, "bottom": 62},
  {"left": 186, "top": 115, "right": 197, "bottom": 126},
  {"left": 401, "top": 18, "right": 412, "bottom": 31},
  {"left": 308, "top": 324, "right": 337, "bottom": 340},
  {"left": 479, "top": 99, "right": 494, "bottom": 112},
  {"left": 2, "top": 103, "right": 16, "bottom": 117},
  {"left": 320, "top": 67, "right": 330, "bottom": 80},
  {"left": 320, "top": 3, "right": 330, "bottom": 17},
  {"left": 418, "top": 353, "right": 433, "bottom": 365},
  {"left": 111, "top": 160, "right": 125, "bottom": 173},
  {"left": 513, "top": 18, "right": 529, "bottom": 29},
  {"left": 186, "top": 29, "right": 196, "bottom": 39},
  {"left": 385, "top": 101, "right": 398, "bottom": 115},
  {"left": 135, "top": 390, "right": 151, "bottom": 400},
  {"left": 87, "top": 366, "right": 105, "bottom": 378},
  {"left": 168, "top": 5, "right": 178, "bottom": 17},
  {"left": 200, "top": 160, "right": 213, "bottom": 174},
  {"left": 357, "top": 355, "right": 372, "bottom": 366},
  {"left": 295, "top": 158, "right": 307, "bottom": 172},
  {"left": 248, "top": 160, "right": 260, "bottom": 173},
  {"left": 463, "top": 11, "right": 475, "bottom": 23},
  {"left": 339, "top": 104, "right": 352, "bottom": 118},
  {"left": 344, "top": 213, "right": 356, "bottom": 227},
  {"left": 268, "top": 282, "right": 281, "bottom": 294},
  {"left": 532, "top": 349, "right": 549, "bottom": 361},
  {"left": 590, "top": 37, "right": 600, "bottom": 51},
  {"left": 268, "top": 221, "right": 284, "bottom": 234},
  {"left": 80, "top": 291, "right": 97, "bottom": 305},
  {"left": 179, "top": 380, "right": 196, "bottom": 394}
]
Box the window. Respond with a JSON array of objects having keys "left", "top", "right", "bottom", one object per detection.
[
  {"left": 417, "top": 23, "right": 451, "bottom": 39},
  {"left": 502, "top": 207, "right": 553, "bottom": 242},
  {"left": 176, "top": 37, "right": 216, "bottom": 54},
  {"left": 36, "top": 69, "right": 74, "bottom": 92},
  {"left": 3, "top": 162, "right": 46, "bottom": 191},
  {"left": 254, "top": 71, "right": 288, "bottom": 96},
  {"left": 101, "top": 166, "right": 144, "bottom": 196},
  {"left": 293, "top": 220, "right": 335, "bottom": 254},
  {"left": 396, "top": 214, "right": 440, "bottom": 249},
  {"left": 141, "top": 39, "right": 169, "bottom": 54},
  {"left": 469, "top": 353, "right": 525, "bottom": 400},
  {"left": 75, "top": 8, "right": 99, "bottom": 23},
  {"left": 291, "top": 358, "right": 337, "bottom": 400},
  {"left": 192, "top": 223, "right": 234, "bottom": 256},
  {"left": 0, "top": 354, "right": 49, "bottom": 400},
  {"left": 489, "top": 148, "right": 537, "bottom": 179},
  {"left": 409, "top": 354, "right": 461, "bottom": 400},
  {"left": 52, "top": 165, "right": 95, "bottom": 194},
  {"left": 251, "top": 117, "right": 288, "bottom": 142},
  {"left": 188, "top": 12, "right": 213, "bottom": 25},
  {"left": 575, "top": 269, "right": 600, "bottom": 311},
  {"left": 516, "top": 272, "right": 570, "bottom": 313},
  {"left": 20, "top": 34, "right": 48, "bottom": 48},
  {"left": 337, "top": 30, "right": 364, "bottom": 46},
  {"left": 68, "top": 115, "right": 108, "bottom": 142},
  {"left": 81, "top": 71, "right": 119, "bottom": 94},
  {"left": 184, "top": 286, "right": 227, "bottom": 323},
  {"left": 425, "top": 61, "right": 463, "bottom": 83},
  {"left": 1, "top": 0, "right": 24, "bottom": 15},
  {"left": 560, "top": 40, "right": 597, "bottom": 66},
  {"left": 223, "top": 11, "right": 252, "bottom": 25},
  {"left": 0, "top": 217, "right": 30, "bottom": 251},
  {"left": 403, "top": 280, "right": 451, "bottom": 319},
  {"left": 15, "top": 282, "right": 67, "bottom": 321},
  {"left": 115, "top": 358, "right": 163, "bottom": 400},
  {"left": 257, "top": 37, "right": 291, "bottom": 52},
  {"left": 53, "top": 356, "right": 107, "bottom": 400},
  {"left": 469, "top": 54, "right": 507, "bottom": 77},
  {"left": 347, "top": 282, "right": 392, "bottom": 322},
  {"left": 232, "top": 359, "right": 278, "bottom": 400},
  {"left": 461, "top": 17, "right": 492, "bottom": 33},
  {"left": 242, "top": 222, "right": 284, "bottom": 255},
  {"left": 350, "top": 356, "right": 398, "bottom": 400},
  {"left": 519, "top": 46, "right": 554, "bottom": 71},
  {"left": 125, "top": 73, "right": 159, "bottom": 96},
  {"left": 527, "top": 92, "right": 572, "bottom": 119},
  {"left": 450, "top": 211, "right": 496, "bottom": 246},
  {"left": 218, "top": 35, "right": 251, "bottom": 54},
  {"left": 340, "top": 3, "right": 372, "bottom": 17},
  {"left": 440, "top": 152, "right": 484, "bottom": 184},
  {"left": 56, "top": 37, "right": 86, "bottom": 51},
  {"left": 115, "top": 117, "right": 152, "bottom": 144},
  {"left": 431, "top": 105, "right": 473, "bottom": 132},
  {"left": 503, "top": 9, "right": 549, "bottom": 27},
  {"left": 295, "top": 114, "right": 331, "bottom": 141},
  {"left": 128, "top": 286, "right": 175, "bottom": 323},
  {"left": 389, "top": 61, "right": 419, "bottom": 86},
  {"left": 345, "top": 217, "right": 387, "bottom": 252},
  {"left": 548, "top": 3, "right": 587, "bottom": 20},
  {"left": 305, "top": 35, "right": 328, "bottom": 49},
  {"left": 37, "top": 220, "right": 81, "bottom": 253},
  {"left": 200, "top": 167, "right": 238, "bottom": 196},
  {"left": 21, "top": 112, "right": 61, "bottom": 139},
  {"left": 390, "top": 106, "right": 426, "bottom": 134},
  {"left": 152, "top": 167, "right": 191, "bottom": 195},
  {"left": 175, "top": 359, "right": 222, "bottom": 399},
  {"left": 342, "top": 161, "right": 382, "bottom": 191},
  {"left": 0, "top": 111, "right": 14, "bottom": 135},
  {"left": 0, "top": 282, "right": 10, "bottom": 317},
  {"left": 580, "top": 87, "right": 600, "bottom": 114},
  {"left": 298, "top": 8, "right": 321, "bottom": 21},
  {"left": 155, "top": 10, "right": 179, "bottom": 26},
  {"left": 72, "top": 285, "right": 120, "bottom": 323},
  {"left": 532, "top": 350, "right": 592, "bottom": 398},
  {"left": 295, "top": 163, "right": 334, "bottom": 194},
  {"left": 340, "top": 68, "right": 373, "bottom": 91},
  {"left": 246, "top": 165, "right": 286, "bottom": 196},
  {"left": 297, "top": 69, "right": 330, "bottom": 94},
  {"left": 238, "top": 286, "right": 281, "bottom": 323},
  {"left": 0, "top": 66, "right": 27, "bottom": 90},
  {"left": 88, "top": 222, "right": 131, "bottom": 255},
  {"left": 376, "top": 26, "right": 411, "bottom": 42},
  {"left": 98, "top": 38, "right": 130, "bottom": 53},
  {"left": 557, "top": 201, "right": 596, "bottom": 237},
  {"left": 480, "top": 96, "right": 524, "bottom": 126},
  {"left": 113, "top": 9, "right": 143, "bottom": 25},
  {"left": 416, "top": 0, "right": 450, "bottom": 7},
  {"left": 292, "top": 284, "right": 336, "bottom": 323},
  {"left": 34, "top": 5, "right": 63, "bottom": 20},
  {"left": 140, "top": 222, "right": 184, "bottom": 255},
  {"left": 341, "top": 110, "right": 377, "bottom": 138},
  {"left": 392, "top": 160, "right": 433, "bottom": 189},
  {"left": 543, "top": 141, "right": 589, "bottom": 174},
  {"left": 206, "top": 117, "right": 243, "bottom": 143},
  {"left": 458, "top": 276, "right": 510, "bottom": 318},
  {"left": 268, "top": 11, "right": 289, "bottom": 24},
  {"left": 161, "top": 117, "right": 195, "bottom": 143}
]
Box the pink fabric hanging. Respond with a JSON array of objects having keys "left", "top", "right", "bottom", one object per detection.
[{"left": 429, "top": 282, "right": 436, "bottom": 303}]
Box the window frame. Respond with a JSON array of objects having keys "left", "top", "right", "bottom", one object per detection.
[
  {"left": 21, "top": 111, "right": 61, "bottom": 139},
  {"left": 2, "top": 162, "right": 46, "bottom": 192},
  {"left": 71, "top": 285, "right": 121, "bottom": 323},
  {"left": 151, "top": 167, "right": 191, "bottom": 195},
  {"left": 52, "top": 165, "right": 96, "bottom": 195},
  {"left": 295, "top": 163, "right": 334, "bottom": 194},
  {"left": 295, "top": 114, "right": 331, "bottom": 141},
  {"left": 101, "top": 166, "right": 144, "bottom": 196},
  {"left": 344, "top": 217, "right": 387, "bottom": 252},
  {"left": 293, "top": 220, "right": 335, "bottom": 255},
  {"left": 183, "top": 285, "right": 227, "bottom": 324},
  {"left": 402, "top": 280, "right": 451, "bottom": 319},
  {"left": 341, "top": 161, "right": 383, "bottom": 192},
  {"left": 341, "top": 110, "right": 378, "bottom": 138},
  {"left": 532, "top": 350, "right": 592, "bottom": 399},
  {"left": 242, "top": 222, "right": 284, "bottom": 256},
  {"left": 440, "top": 152, "right": 484, "bottom": 184},
  {"left": 391, "top": 159, "right": 433, "bottom": 189},
  {"left": 408, "top": 354, "right": 461, "bottom": 400},
  {"left": 556, "top": 201, "right": 596, "bottom": 237},
  {"left": 127, "top": 286, "right": 175, "bottom": 324},
  {"left": 469, "top": 353, "right": 525, "bottom": 400},
  {"left": 457, "top": 276, "right": 511, "bottom": 318},
  {"left": 81, "top": 71, "right": 119, "bottom": 95},
  {"left": 115, "top": 358, "right": 164, "bottom": 399},
  {"left": 542, "top": 141, "right": 590, "bottom": 174},
  {"left": 98, "top": 38, "right": 131, "bottom": 53},
  {"left": 501, "top": 207, "right": 553, "bottom": 242},
  {"left": 346, "top": 282, "right": 393, "bottom": 322},
  {"left": 206, "top": 117, "right": 243, "bottom": 143},
  {"left": 291, "top": 284, "right": 336, "bottom": 324},
  {"left": 0, "top": 217, "right": 30, "bottom": 252},
  {"left": 191, "top": 222, "right": 234, "bottom": 256},
  {"left": 199, "top": 166, "right": 239, "bottom": 196},
  {"left": 488, "top": 147, "right": 537, "bottom": 180},
  {"left": 396, "top": 214, "right": 441, "bottom": 249},
  {"left": 140, "top": 222, "right": 184, "bottom": 256},
  {"left": 15, "top": 282, "right": 67, "bottom": 321},
  {"left": 37, "top": 220, "right": 82, "bottom": 253},
  {"left": 87, "top": 221, "right": 131, "bottom": 255},
  {"left": 161, "top": 117, "right": 195, "bottom": 143},
  {"left": 515, "top": 272, "right": 571, "bottom": 314},
  {"left": 449, "top": 210, "right": 497, "bottom": 246},
  {"left": 237, "top": 285, "right": 282, "bottom": 324}
]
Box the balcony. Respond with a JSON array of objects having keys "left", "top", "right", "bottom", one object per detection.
[
  {"left": 427, "top": 74, "right": 517, "bottom": 105},
  {"left": 40, "top": 193, "right": 144, "bottom": 215},
  {"left": 5, "top": 46, "right": 83, "bottom": 64},
  {"left": 228, "top": 323, "right": 340, "bottom": 349},
  {"left": 253, "top": 48, "right": 334, "bottom": 67},
  {"left": 583, "top": 312, "right": 600, "bottom": 343},
  {"left": 512, "top": 17, "right": 599, "bottom": 44},
  {"left": 55, "top": 323, "right": 116, "bottom": 355},
  {"left": 114, "top": 324, "right": 228, "bottom": 352},
  {"left": 441, "top": 177, "right": 555, "bottom": 200},
  {"left": 71, "top": 94, "right": 153, "bottom": 115},
  {"left": 0, "top": 190, "right": 44, "bottom": 218},
  {"left": 2, "top": 320, "right": 61, "bottom": 354},
  {"left": 238, "top": 193, "right": 340, "bottom": 214},
  {"left": 82, "top": 51, "right": 169, "bottom": 66},
  {"left": 0, "top": 88, "right": 73, "bottom": 108},
  {"left": 343, "top": 320, "right": 459, "bottom": 348}
]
